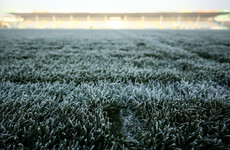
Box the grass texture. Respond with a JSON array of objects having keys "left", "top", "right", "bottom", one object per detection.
[{"left": 0, "top": 29, "right": 230, "bottom": 149}]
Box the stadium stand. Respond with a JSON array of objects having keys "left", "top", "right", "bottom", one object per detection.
[{"left": 1, "top": 11, "right": 230, "bottom": 29}]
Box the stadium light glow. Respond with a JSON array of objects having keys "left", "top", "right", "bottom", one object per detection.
[
  {"left": 106, "top": 20, "right": 125, "bottom": 29},
  {"left": 106, "top": 17, "right": 125, "bottom": 29}
]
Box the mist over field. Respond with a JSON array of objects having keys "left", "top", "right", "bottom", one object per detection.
[{"left": 0, "top": 29, "right": 230, "bottom": 149}]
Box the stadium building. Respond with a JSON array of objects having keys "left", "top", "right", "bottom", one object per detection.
[{"left": 1, "top": 10, "right": 230, "bottom": 29}]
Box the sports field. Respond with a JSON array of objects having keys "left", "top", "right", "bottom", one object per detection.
[{"left": 0, "top": 29, "right": 230, "bottom": 149}]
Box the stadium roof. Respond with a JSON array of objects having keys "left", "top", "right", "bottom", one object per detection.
[{"left": 9, "top": 12, "right": 230, "bottom": 18}]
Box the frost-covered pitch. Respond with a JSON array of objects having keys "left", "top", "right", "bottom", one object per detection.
[{"left": 0, "top": 29, "right": 230, "bottom": 149}]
